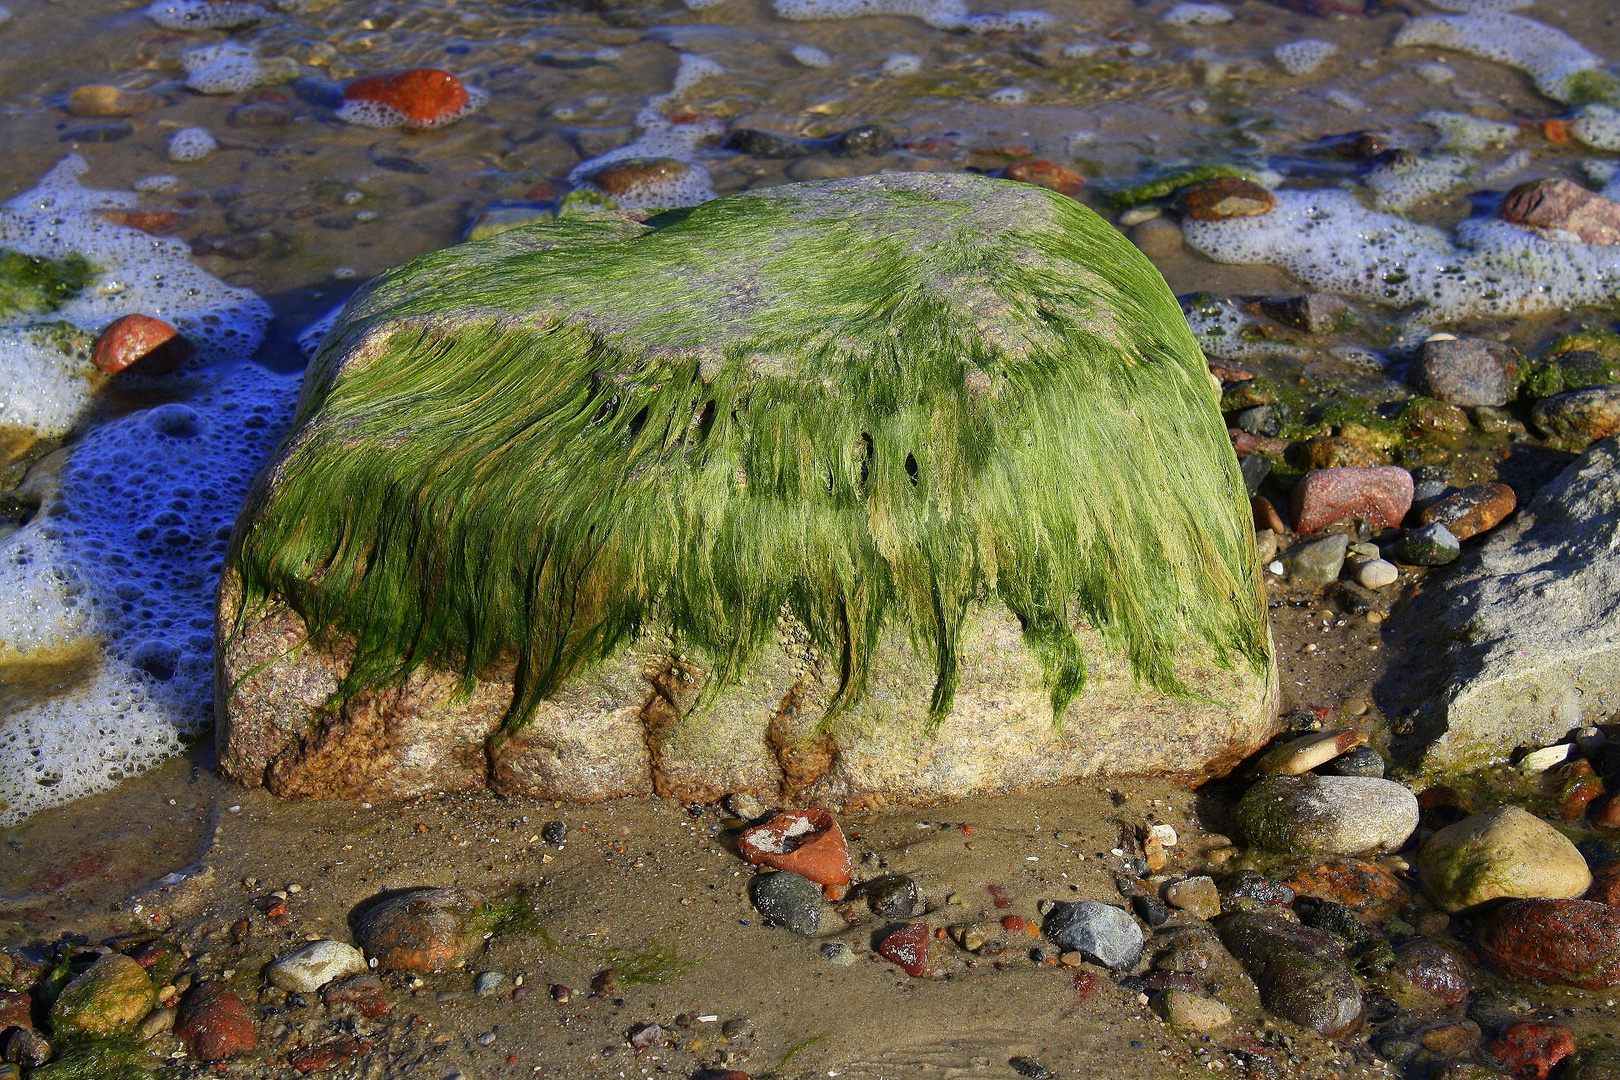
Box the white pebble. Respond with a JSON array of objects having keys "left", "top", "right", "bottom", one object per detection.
[
  {"left": 1161, "top": 1, "right": 1233, "bottom": 25},
  {"left": 988, "top": 87, "right": 1028, "bottom": 105},
  {"left": 881, "top": 52, "right": 922, "bottom": 76},
  {"left": 1118, "top": 206, "right": 1161, "bottom": 226},
  {"left": 1357, "top": 559, "right": 1399, "bottom": 589},
  {"left": 791, "top": 44, "right": 832, "bottom": 68}
]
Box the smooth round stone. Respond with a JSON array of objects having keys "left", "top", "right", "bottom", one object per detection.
[
  {"left": 1236, "top": 775, "right": 1419, "bottom": 856},
  {"left": 1041, "top": 900, "right": 1143, "bottom": 970},
  {"left": 1159, "top": 989, "right": 1232, "bottom": 1031},
  {"left": 1417, "top": 806, "right": 1592, "bottom": 913},
  {"left": 1357, "top": 559, "right": 1399, "bottom": 589},
  {"left": 266, "top": 940, "right": 369, "bottom": 993},
  {"left": 751, "top": 870, "right": 831, "bottom": 936},
  {"left": 1319, "top": 745, "right": 1386, "bottom": 778}
]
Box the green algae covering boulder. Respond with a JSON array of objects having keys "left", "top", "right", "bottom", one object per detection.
[{"left": 218, "top": 173, "right": 1277, "bottom": 810}]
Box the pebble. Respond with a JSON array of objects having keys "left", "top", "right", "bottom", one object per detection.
[
  {"left": 584, "top": 157, "right": 690, "bottom": 198},
  {"left": 175, "top": 983, "right": 257, "bottom": 1062},
  {"left": 750, "top": 870, "right": 830, "bottom": 936},
  {"left": 864, "top": 874, "right": 920, "bottom": 919},
  {"left": 1502, "top": 178, "right": 1620, "bottom": 246},
  {"left": 1393, "top": 522, "right": 1461, "bottom": 566},
  {"left": 1218, "top": 870, "right": 1295, "bottom": 911},
  {"left": 724, "top": 793, "right": 767, "bottom": 820},
  {"left": 320, "top": 974, "right": 389, "bottom": 1018},
  {"left": 1421, "top": 482, "right": 1517, "bottom": 541},
  {"left": 1003, "top": 159, "right": 1086, "bottom": 198},
  {"left": 266, "top": 940, "right": 368, "bottom": 993},
  {"left": 1118, "top": 206, "right": 1161, "bottom": 226},
  {"left": 1477, "top": 898, "right": 1620, "bottom": 988},
  {"left": 1236, "top": 775, "right": 1419, "bottom": 856},
  {"left": 737, "top": 810, "right": 851, "bottom": 891},
  {"left": 542, "top": 820, "right": 568, "bottom": 844},
  {"left": 1318, "top": 745, "right": 1386, "bottom": 778},
  {"left": 48, "top": 953, "right": 155, "bottom": 1040},
  {"left": 1282, "top": 533, "right": 1348, "bottom": 590},
  {"left": 1216, "top": 911, "right": 1363, "bottom": 1037},
  {"left": 1256, "top": 293, "right": 1350, "bottom": 335},
  {"left": 1291, "top": 466, "right": 1414, "bottom": 535},
  {"left": 1255, "top": 729, "right": 1366, "bottom": 776},
  {"left": 1356, "top": 559, "right": 1399, "bottom": 589},
  {"left": 1041, "top": 901, "right": 1143, "bottom": 970},
  {"left": 1176, "top": 177, "right": 1276, "bottom": 221},
  {"left": 474, "top": 971, "right": 508, "bottom": 996},
  {"left": 876, "top": 923, "right": 930, "bottom": 976},
  {"left": 352, "top": 886, "right": 490, "bottom": 973},
  {"left": 1417, "top": 806, "right": 1592, "bottom": 912},
  {"left": 137, "top": 1005, "right": 176, "bottom": 1040},
  {"left": 1388, "top": 939, "right": 1470, "bottom": 1007},
  {"left": 1301, "top": 435, "right": 1386, "bottom": 470},
  {"left": 90, "top": 313, "right": 195, "bottom": 376},
  {"left": 1131, "top": 894, "right": 1170, "bottom": 927},
  {"left": 3, "top": 1029, "right": 48, "bottom": 1068},
  {"left": 66, "top": 84, "right": 154, "bottom": 117},
  {"left": 1164, "top": 876, "right": 1221, "bottom": 919},
  {"left": 341, "top": 68, "right": 476, "bottom": 129},
  {"left": 1159, "top": 989, "right": 1232, "bottom": 1031},
  {"left": 1130, "top": 217, "right": 1184, "bottom": 258},
  {"left": 1408, "top": 337, "right": 1521, "bottom": 407},
  {"left": 1252, "top": 496, "right": 1286, "bottom": 536},
  {"left": 1531, "top": 385, "right": 1620, "bottom": 449},
  {"left": 1488, "top": 1021, "right": 1576, "bottom": 1080},
  {"left": 227, "top": 100, "right": 293, "bottom": 127},
  {"left": 819, "top": 942, "right": 857, "bottom": 966}
]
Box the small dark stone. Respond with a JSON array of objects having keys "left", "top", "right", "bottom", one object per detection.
[
  {"left": 371, "top": 155, "right": 430, "bottom": 174},
  {"left": 1375, "top": 1034, "right": 1423, "bottom": 1065},
  {"left": 1409, "top": 337, "right": 1520, "bottom": 408},
  {"left": 1236, "top": 404, "right": 1281, "bottom": 437},
  {"left": 292, "top": 75, "right": 345, "bottom": 108},
  {"left": 1394, "top": 522, "right": 1460, "bottom": 566},
  {"left": 1216, "top": 911, "right": 1363, "bottom": 1038},
  {"left": 1132, "top": 895, "right": 1171, "bottom": 928},
  {"left": 833, "top": 125, "right": 896, "bottom": 157},
  {"left": 1296, "top": 898, "right": 1375, "bottom": 945},
  {"left": 1320, "top": 745, "right": 1385, "bottom": 778},
  {"left": 1219, "top": 870, "right": 1295, "bottom": 909},
  {"left": 1283, "top": 708, "right": 1324, "bottom": 733},
  {"left": 1116, "top": 975, "right": 1150, "bottom": 995},
  {"left": 62, "top": 121, "right": 133, "bottom": 143},
  {"left": 542, "top": 821, "right": 567, "bottom": 845},
  {"left": 722, "top": 128, "right": 806, "bottom": 158},
  {"left": 1240, "top": 453, "right": 1272, "bottom": 495},
  {"left": 3, "top": 1028, "right": 49, "bottom": 1069},
  {"left": 863, "top": 875, "right": 920, "bottom": 920},
  {"left": 1331, "top": 580, "right": 1377, "bottom": 616},
  {"left": 1256, "top": 294, "right": 1350, "bottom": 335},
  {"left": 1144, "top": 970, "right": 1203, "bottom": 993},
  {"left": 1010, "top": 1057, "right": 1053, "bottom": 1079},
  {"left": 1112, "top": 873, "right": 1142, "bottom": 899},
  {"left": 750, "top": 871, "right": 827, "bottom": 936}
]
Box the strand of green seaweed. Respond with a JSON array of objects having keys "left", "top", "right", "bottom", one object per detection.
[{"left": 230, "top": 178, "right": 1268, "bottom": 736}]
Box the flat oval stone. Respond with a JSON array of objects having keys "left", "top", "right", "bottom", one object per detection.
[
  {"left": 1417, "top": 806, "right": 1591, "bottom": 912},
  {"left": 1041, "top": 900, "right": 1143, "bottom": 970},
  {"left": 1236, "top": 775, "right": 1418, "bottom": 855}
]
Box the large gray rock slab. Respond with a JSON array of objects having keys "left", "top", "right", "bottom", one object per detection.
[{"left": 1389, "top": 438, "right": 1620, "bottom": 774}]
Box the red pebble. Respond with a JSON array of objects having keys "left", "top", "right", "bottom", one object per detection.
[
  {"left": 1290, "top": 466, "right": 1413, "bottom": 535},
  {"left": 1002, "top": 159, "right": 1087, "bottom": 199},
  {"left": 1001, "top": 915, "right": 1028, "bottom": 933},
  {"left": 0, "top": 990, "right": 32, "bottom": 1031},
  {"left": 878, "top": 923, "right": 930, "bottom": 977},
  {"left": 344, "top": 68, "right": 470, "bottom": 128},
  {"left": 289, "top": 1037, "right": 371, "bottom": 1075},
  {"left": 1489, "top": 1022, "right": 1576, "bottom": 1080},
  {"left": 1251, "top": 495, "right": 1286, "bottom": 534},
  {"left": 90, "top": 313, "right": 195, "bottom": 376},
  {"left": 176, "top": 984, "right": 258, "bottom": 1062},
  {"left": 737, "top": 810, "right": 851, "bottom": 892},
  {"left": 1587, "top": 862, "right": 1620, "bottom": 908}
]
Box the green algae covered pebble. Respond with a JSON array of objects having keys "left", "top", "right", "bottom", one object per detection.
[
  {"left": 48, "top": 954, "right": 155, "bottom": 1040},
  {"left": 0, "top": 247, "right": 96, "bottom": 317},
  {"left": 1109, "top": 165, "right": 1256, "bottom": 210},
  {"left": 27, "top": 1037, "right": 157, "bottom": 1080},
  {"left": 232, "top": 172, "right": 1269, "bottom": 741},
  {"left": 1417, "top": 806, "right": 1592, "bottom": 913}
]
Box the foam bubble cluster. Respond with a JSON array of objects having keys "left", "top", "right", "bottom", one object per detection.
[
  {"left": 297, "top": 303, "right": 343, "bottom": 359},
  {"left": 1574, "top": 104, "right": 1620, "bottom": 150},
  {"left": 0, "top": 364, "right": 298, "bottom": 825},
  {"left": 133, "top": 175, "right": 180, "bottom": 194},
  {"left": 181, "top": 41, "right": 267, "bottom": 94},
  {"left": 0, "top": 155, "right": 270, "bottom": 442},
  {"left": 882, "top": 52, "right": 923, "bottom": 76},
  {"left": 569, "top": 55, "right": 726, "bottom": 209},
  {"left": 1420, "top": 109, "right": 1519, "bottom": 152},
  {"left": 1425, "top": 0, "right": 1535, "bottom": 9},
  {"left": 1364, "top": 153, "right": 1474, "bottom": 212},
  {"left": 144, "top": 0, "right": 269, "bottom": 29},
  {"left": 1161, "top": 2, "right": 1233, "bottom": 26},
  {"left": 1393, "top": 12, "right": 1604, "bottom": 103},
  {"left": 1183, "top": 188, "right": 1620, "bottom": 322},
  {"left": 1274, "top": 39, "right": 1337, "bottom": 76},
  {"left": 167, "top": 127, "right": 217, "bottom": 163},
  {"left": 772, "top": 0, "right": 1051, "bottom": 33}
]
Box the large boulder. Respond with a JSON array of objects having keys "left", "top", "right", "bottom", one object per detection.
[
  {"left": 217, "top": 173, "right": 1277, "bottom": 810},
  {"left": 1384, "top": 438, "right": 1620, "bottom": 774}
]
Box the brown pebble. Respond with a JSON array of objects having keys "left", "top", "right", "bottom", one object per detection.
[
  {"left": 90, "top": 313, "right": 195, "bottom": 376},
  {"left": 67, "top": 84, "right": 155, "bottom": 117},
  {"left": 583, "top": 157, "right": 689, "bottom": 198},
  {"left": 1420, "top": 482, "right": 1516, "bottom": 541},
  {"left": 1176, "top": 177, "right": 1275, "bottom": 221},
  {"left": 1003, "top": 159, "right": 1086, "bottom": 198}
]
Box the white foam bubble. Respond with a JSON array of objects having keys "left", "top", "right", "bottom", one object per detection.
[
  {"left": 145, "top": 0, "right": 269, "bottom": 29},
  {"left": 133, "top": 175, "right": 180, "bottom": 194},
  {"left": 1573, "top": 104, "right": 1620, "bottom": 150},
  {"left": 568, "top": 56, "right": 726, "bottom": 209},
  {"left": 1424, "top": 0, "right": 1535, "bottom": 10},
  {"left": 181, "top": 41, "right": 269, "bottom": 94},
  {"left": 1273, "top": 39, "right": 1337, "bottom": 76},
  {"left": 0, "top": 155, "right": 271, "bottom": 442},
  {"left": 1420, "top": 109, "right": 1519, "bottom": 152},
  {"left": 1182, "top": 294, "right": 1303, "bottom": 362},
  {"left": 1393, "top": 12, "right": 1604, "bottom": 103},
  {"left": 1364, "top": 153, "right": 1475, "bottom": 211},
  {"left": 791, "top": 44, "right": 834, "bottom": 68},
  {"left": 772, "top": 0, "right": 1051, "bottom": 33},
  {"left": 881, "top": 52, "right": 923, "bottom": 76},
  {"left": 297, "top": 303, "right": 344, "bottom": 359},
  {"left": 988, "top": 86, "right": 1028, "bottom": 104},
  {"left": 0, "top": 363, "right": 298, "bottom": 826},
  {"left": 167, "top": 127, "right": 217, "bottom": 163},
  {"left": 1183, "top": 187, "right": 1620, "bottom": 322},
  {"left": 1161, "top": 2, "right": 1233, "bottom": 26}
]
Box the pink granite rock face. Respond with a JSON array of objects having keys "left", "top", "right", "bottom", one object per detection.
[{"left": 1290, "top": 466, "right": 1414, "bottom": 535}]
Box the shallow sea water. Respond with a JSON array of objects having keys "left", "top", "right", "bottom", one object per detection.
[{"left": 2, "top": 0, "right": 1620, "bottom": 1075}]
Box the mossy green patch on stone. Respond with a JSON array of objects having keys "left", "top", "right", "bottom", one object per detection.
[
  {"left": 47, "top": 953, "right": 154, "bottom": 1040},
  {"left": 1564, "top": 69, "right": 1620, "bottom": 106},
  {"left": 0, "top": 248, "right": 96, "bottom": 318},
  {"left": 232, "top": 173, "right": 1268, "bottom": 738},
  {"left": 26, "top": 1037, "right": 156, "bottom": 1080},
  {"left": 1106, "top": 165, "right": 1257, "bottom": 210}
]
